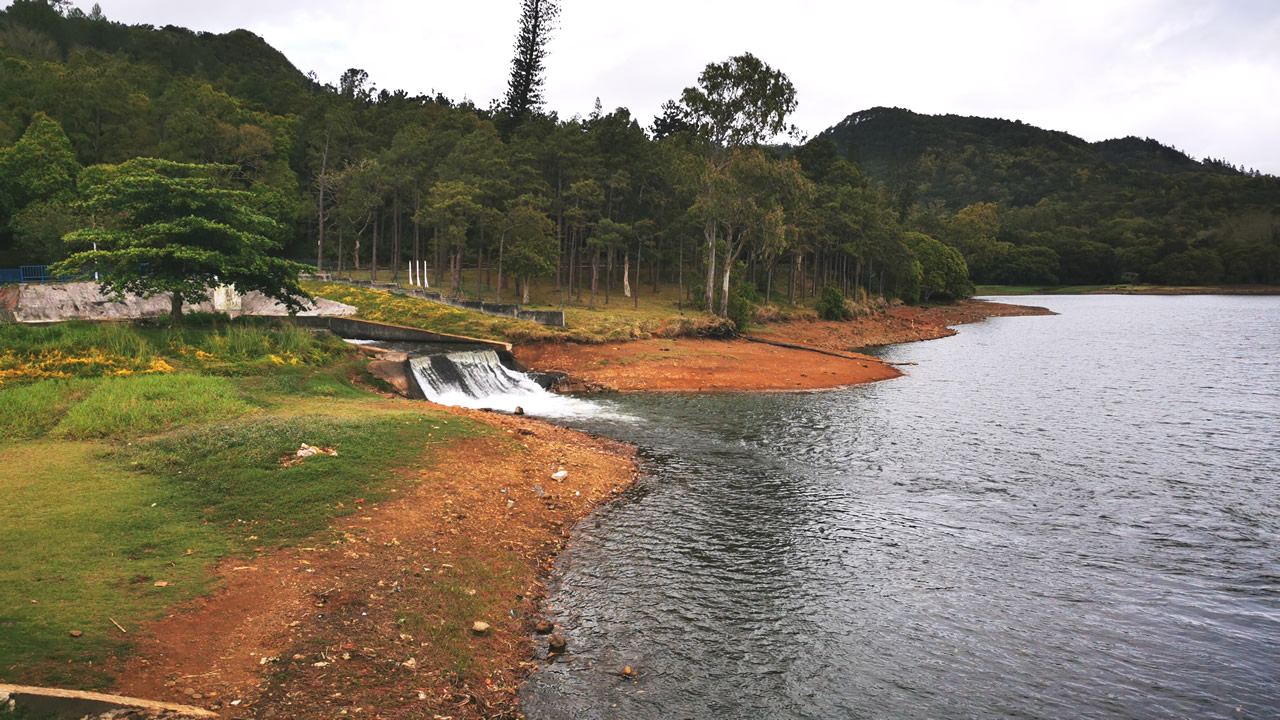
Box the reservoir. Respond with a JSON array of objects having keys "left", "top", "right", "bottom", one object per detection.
[{"left": 517, "top": 295, "right": 1280, "bottom": 719}]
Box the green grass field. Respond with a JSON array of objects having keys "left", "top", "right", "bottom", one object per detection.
[{"left": 0, "top": 322, "right": 484, "bottom": 689}]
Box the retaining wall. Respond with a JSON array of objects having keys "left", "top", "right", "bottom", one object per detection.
[{"left": 288, "top": 315, "right": 511, "bottom": 351}]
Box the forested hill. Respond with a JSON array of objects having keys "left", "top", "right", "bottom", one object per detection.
[
  {"left": 0, "top": 1, "right": 312, "bottom": 116},
  {"left": 1, "top": 0, "right": 1277, "bottom": 297},
  {"left": 814, "top": 107, "right": 1280, "bottom": 285}
]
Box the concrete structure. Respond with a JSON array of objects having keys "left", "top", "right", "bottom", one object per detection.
[
  {"left": 1, "top": 282, "right": 355, "bottom": 323},
  {"left": 287, "top": 315, "right": 511, "bottom": 352}
]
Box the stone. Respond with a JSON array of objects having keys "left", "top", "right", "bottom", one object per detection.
[
  {"left": 548, "top": 633, "right": 567, "bottom": 653},
  {"left": 68, "top": 630, "right": 83, "bottom": 638},
  {"left": 551, "top": 470, "right": 569, "bottom": 482},
  {"left": 514, "top": 406, "right": 526, "bottom": 416},
  {"left": 472, "top": 621, "right": 491, "bottom": 635}
]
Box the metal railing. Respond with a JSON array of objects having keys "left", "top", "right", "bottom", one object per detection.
[{"left": 0, "top": 266, "right": 90, "bottom": 285}]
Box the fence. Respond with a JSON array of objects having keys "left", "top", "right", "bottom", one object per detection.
[{"left": 0, "top": 265, "right": 89, "bottom": 285}]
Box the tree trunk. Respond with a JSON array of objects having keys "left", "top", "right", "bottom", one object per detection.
[
  {"left": 392, "top": 192, "right": 401, "bottom": 283},
  {"left": 170, "top": 293, "right": 183, "bottom": 320},
  {"left": 590, "top": 247, "right": 600, "bottom": 308},
  {"left": 522, "top": 277, "right": 531, "bottom": 304},
  {"left": 623, "top": 251, "right": 631, "bottom": 298},
  {"left": 370, "top": 211, "right": 378, "bottom": 283},
  {"left": 316, "top": 130, "right": 329, "bottom": 272},
  {"left": 496, "top": 230, "right": 506, "bottom": 303},
  {"left": 337, "top": 226, "right": 345, "bottom": 274},
  {"left": 703, "top": 221, "right": 716, "bottom": 313}
]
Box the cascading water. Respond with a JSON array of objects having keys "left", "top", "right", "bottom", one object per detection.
[{"left": 410, "top": 350, "right": 615, "bottom": 420}]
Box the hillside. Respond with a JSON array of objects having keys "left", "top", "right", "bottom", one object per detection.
[{"left": 814, "top": 107, "right": 1280, "bottom": 285}]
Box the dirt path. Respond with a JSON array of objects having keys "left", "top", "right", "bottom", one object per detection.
[
  {"left": 517, "top": 300, "right": 1052, "bottom": 393},
  {"left": 113, "top": 409, "right": 636, "bottom": 720}
]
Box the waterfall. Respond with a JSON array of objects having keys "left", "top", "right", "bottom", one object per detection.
[{"left": 409, "top": 350, "right": 605, "bottom": 419}]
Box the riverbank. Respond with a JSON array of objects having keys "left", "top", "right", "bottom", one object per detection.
[
  {"left": 516, "top": 299, "right": 1052, "bottom": 393},
  {"left": 111, "top": 406, "right": 636, "bottom": 720},
  {"left": 977, "top": 283, "right": 1280, "bottom": 295},
  {"left": 0, "top": 322, "right": 638, "bottom": 720}
]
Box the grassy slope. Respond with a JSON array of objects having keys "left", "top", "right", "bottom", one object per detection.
[
  {"left": 0, "top": 322, "right": 485, "bottom": 689},
  {"left": 306, "top": 279, "right": 740, "bottom": 344}
]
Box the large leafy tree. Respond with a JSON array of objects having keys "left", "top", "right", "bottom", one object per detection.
[
  {"left": 50, "top": 158, "right": 310, "bottom": 318},
  {"left": 672, "top": 52, "right": 799, "bottom": 312}
]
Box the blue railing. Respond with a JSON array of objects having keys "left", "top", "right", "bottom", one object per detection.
[{"left": 0, "top": 265, "right": 88, "bottom": 284}]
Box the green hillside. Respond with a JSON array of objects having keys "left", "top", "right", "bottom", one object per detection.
[{"left": 814, "top": 107, "right": 1280, "bottom": 285}]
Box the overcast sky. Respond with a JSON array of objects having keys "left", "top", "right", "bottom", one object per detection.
[{"left": 64, "top": 0, "right": 1280, "bottom": 174}]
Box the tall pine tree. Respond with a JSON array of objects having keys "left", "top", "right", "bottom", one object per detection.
[{"left": 503, "top": 0, "right": 559, "bottom": 123}]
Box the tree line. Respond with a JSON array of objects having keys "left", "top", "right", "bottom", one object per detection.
[{"left": 2, "top": 0, "right": 1275, "bottom": 330}]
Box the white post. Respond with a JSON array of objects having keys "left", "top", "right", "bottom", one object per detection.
[
  {"left": 409, "top": 259, "right": 416, "bottom": 287},
  {"left": 92, "top": 241, "right": 99, "bottom": 282},
  {"left": 423, "top": 261, "right": 429, "bottom": 289}
]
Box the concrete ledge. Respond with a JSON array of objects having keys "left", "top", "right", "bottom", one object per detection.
[
  {"left": 0, "top": 683, "right": 216, "bottom": 718},
  {"left": 287, "top": 315, "right": 512, "bottom": 352}
]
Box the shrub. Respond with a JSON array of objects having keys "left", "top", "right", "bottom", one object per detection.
[{"left": 817, "top": 284, "right": 852, "bottom": 321}]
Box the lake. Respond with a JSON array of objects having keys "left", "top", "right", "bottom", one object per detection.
[{"left": 518, "top": 295, "right": 1280, "bottom": 720}]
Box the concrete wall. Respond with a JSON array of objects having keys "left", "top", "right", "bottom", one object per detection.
[
  {"left": 288, "top": 315, "right": 511, "bottom": 351},
  {"left": 518, "top": 309, "right": 566, "bottom": 327}
]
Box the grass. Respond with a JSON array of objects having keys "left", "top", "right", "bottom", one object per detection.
[
  {"left": 55, "top": 374, "right": 251, "bottom": 440},
  {"left": 0, "top": 318, "right": 353, "bottom": 385},
  {"left": 305, "top": 279, "right": 736, "bottom": 344},
  {"left": 0, "top": 347, "right": 486, "bottom": 688},
  {"left": 0, "top": 442, "right": 229, "bottom": 688}
]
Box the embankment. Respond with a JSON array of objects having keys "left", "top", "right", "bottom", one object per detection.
[{"left": 517, "top": 299, "right": 1052, "bottom": 393}]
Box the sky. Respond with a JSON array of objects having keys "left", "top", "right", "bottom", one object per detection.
[{"left": 61, "top": 0, "right": 1280, "bottom": 174}]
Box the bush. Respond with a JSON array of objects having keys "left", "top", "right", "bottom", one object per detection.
[{"left": 817, "top": 284, "right": 852, "bottom": 321}]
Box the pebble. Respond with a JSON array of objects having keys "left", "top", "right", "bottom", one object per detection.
[
  {"left": 548, "top": 633, "right": 567, "bottom": 653},
  {"left": 551, "top": 470, "right": 568, "bottom": 482},
  {"left": 68, "top": 630, "right": 83, "bottom": 638},
  {"left": 472, "top": 621, "right": 491, "bottom": 635}
]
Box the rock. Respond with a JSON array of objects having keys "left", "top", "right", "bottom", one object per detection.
[
  {"left": 548, "top": 633, "right": 567, "bottom": 653},
  {"left": 68, "top": 630, "right": 83, "bottom": 638},
  {"left": 514, "top": 406, "right": 526, "bottom": 416},
  {"left": 506, "top": 499, "right": 516, "bottom": 509},
  {"left": 551, "top": 470, "right": 569, "bottom": 482},
  {"left": 621, "top": 666, "right": 635, "bottom": 677},
  {"left": 534, "top": 621, "right": 553, "bottom": 634},
  {"left": 472, "top": 621, "right": 491, "bottom": 635}
]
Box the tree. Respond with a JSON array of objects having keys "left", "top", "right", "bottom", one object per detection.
[
  {"left": 50, "top": 158, "right": 310, "bottom": 318},
  {"left": 503, "top": 0, "right": 559, "bottom": 123},
  {"left": 904, "top": 231, "right": 973, "bottom": 301},
  {"left": 498, "top": 197, "right": 557, "bottom": 303},
  {"left": 672, "top": 52, "right": 799, "bottom": 312}
]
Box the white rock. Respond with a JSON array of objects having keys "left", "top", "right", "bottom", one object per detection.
[{"left": 551, "top": 470, "right": 569, "bottom": 482}]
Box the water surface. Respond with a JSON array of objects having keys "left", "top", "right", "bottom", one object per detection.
[{"left": 520, "top": 295, "right": 1280, "bottom": 720}]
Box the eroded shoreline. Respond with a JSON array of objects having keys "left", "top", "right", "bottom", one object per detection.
[{"left": 517, "top": 299, "right": 1053, "bottom": 394}]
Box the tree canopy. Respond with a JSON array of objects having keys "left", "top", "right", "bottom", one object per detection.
[{"left": 50, "top": 158, "right": 310, "bottom": 317}]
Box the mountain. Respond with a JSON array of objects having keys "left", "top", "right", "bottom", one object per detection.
[
  {"left": 0, "top": 0, "right": 313, "bottom": 116},
  {"left": 813, "top": 107, "right": 1279, "bottom": 285}
]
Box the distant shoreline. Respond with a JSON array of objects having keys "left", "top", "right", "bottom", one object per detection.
[
  {"left": 977, "top": 284, "right": 1280, "bottom": 296},
  {"left": 517, "top": 299, "right": 1054, "bottom": 394}
]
